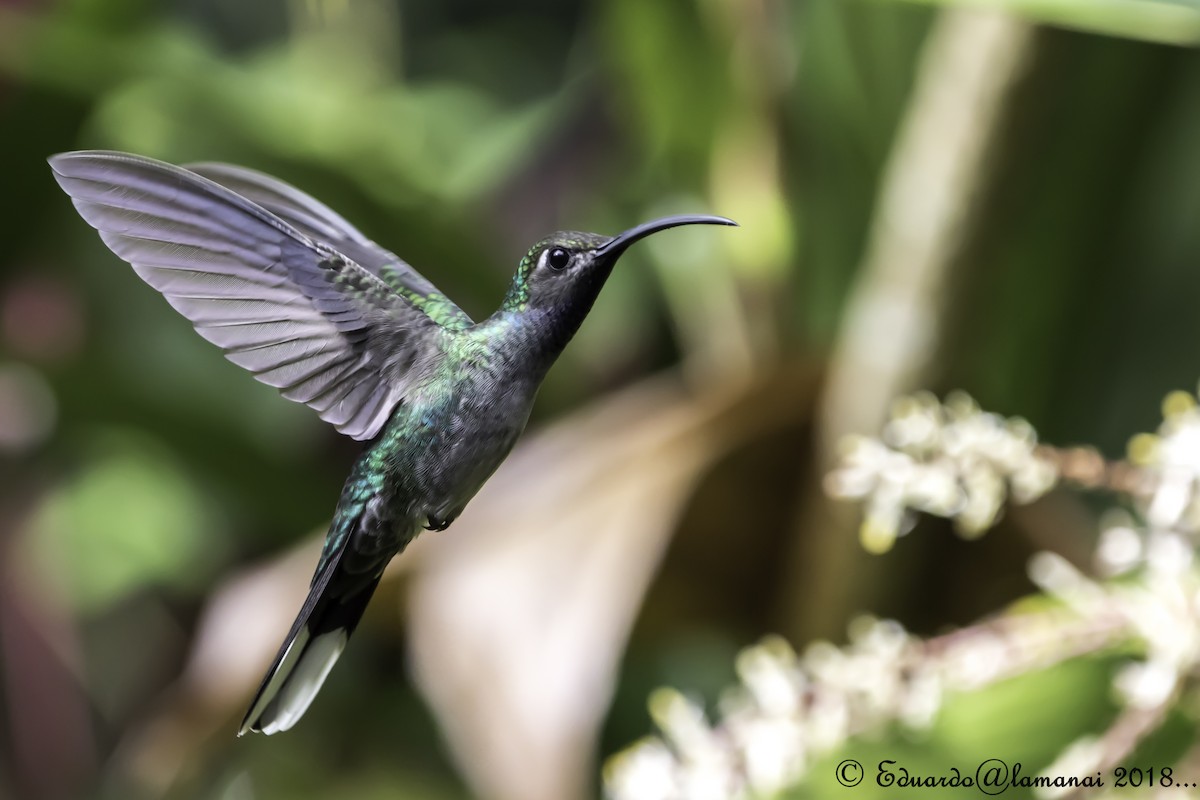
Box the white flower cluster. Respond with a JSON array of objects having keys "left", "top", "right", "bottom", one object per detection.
[
  {"left": 1021, "top": 524, "right": 1197, "bottom": 797},
  {"left": 1024, "top": 389, "right": 1200, "bottom": 794},
  {"left": 606, "top": 388, "right": 1200, "bottom": 800},
  {"left": 1129, "top": 389, "right": 1200, "bottom": 533},
  {"left": 824, "top": 391, "right": 1058, "bottom": 552},
  {"left": 603, "top": 620, "right": 930, "bottom": 800},
  {"left": 1089, "top": 389, "right": 1200, "bottom": 712},
  {"left": 602, "top": 612, "right": 1118, "bottom": 800}
]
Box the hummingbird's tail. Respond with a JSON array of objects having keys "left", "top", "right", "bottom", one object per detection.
[{"left": 238, "top": 553, "right": 381, "bottom": 736}]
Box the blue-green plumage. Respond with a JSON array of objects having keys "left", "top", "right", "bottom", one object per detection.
[{"left": 48, "top": 149, "right": 735, "bottom": 736}]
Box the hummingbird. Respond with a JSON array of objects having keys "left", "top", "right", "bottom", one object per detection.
[{"left": 49, "top": 150, "right": 735, "bottom": 735}]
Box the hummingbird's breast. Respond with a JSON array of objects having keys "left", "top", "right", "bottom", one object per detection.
[{"left": 375, "top": 335, "right": 540, "bottom": 527}]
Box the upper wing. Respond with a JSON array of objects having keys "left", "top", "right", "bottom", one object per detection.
[
  {"left": 50, "top": 150, "right": 448, "bottom": 441},
  {"left": 184, "top": 161, "right": 473, "bottom": 331}
]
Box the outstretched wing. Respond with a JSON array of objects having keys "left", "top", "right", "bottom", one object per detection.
[
  {"left": 184, "top": 161, "right": 473, "bottom": 331},
  {"left": 50, "top": 150, "right": 447, "bottom": 441}
]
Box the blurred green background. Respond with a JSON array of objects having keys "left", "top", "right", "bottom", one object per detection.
[{"left": 3, "top": 0, "right": 1200, "bottom": 798}]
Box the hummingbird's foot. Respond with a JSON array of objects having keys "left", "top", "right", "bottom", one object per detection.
[{"left": 424, "top": 515, "right": 453, "bottom": 532}]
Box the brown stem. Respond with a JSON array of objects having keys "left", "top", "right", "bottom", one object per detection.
[{"left": 1036, "top": 445, "right": 1148, "bottom": 496}]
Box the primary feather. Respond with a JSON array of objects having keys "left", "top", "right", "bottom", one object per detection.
[
  {"left": 184, "top": 160, "right": 472, "bottom": 327},
  {"left": 48, "top": 150, "right": 452, "bottom": 440}
]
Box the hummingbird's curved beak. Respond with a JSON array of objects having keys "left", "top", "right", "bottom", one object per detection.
[{"left": 594, "top": 214, "right": 738, "bottom": 260}]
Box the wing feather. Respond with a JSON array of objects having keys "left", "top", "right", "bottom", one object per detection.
[
  {"left": 185, "top": 161, "right": 473, "bottom": 331},
  {"left": 50, "top": 150, "right": 449, "bottom": 440}
]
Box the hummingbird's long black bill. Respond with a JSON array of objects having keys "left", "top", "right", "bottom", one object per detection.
[{"left": 596, "top": 214, "right": 738, "bottom": 259}]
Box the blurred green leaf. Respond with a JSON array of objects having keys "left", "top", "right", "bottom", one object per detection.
[
  {"left": 26, "top": 429, "right": 222, "bottom": 611},
  {"left": 600, "top": 0, "right": 731, "bottom": 171}
]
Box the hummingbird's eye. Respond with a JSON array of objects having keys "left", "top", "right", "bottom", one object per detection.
[{"left": 546, "top": 248, "right": 570, "bottom": 270}]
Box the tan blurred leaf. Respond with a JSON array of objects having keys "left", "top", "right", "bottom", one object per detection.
[{"left": 409, "top": 367, "right": 813, "bottom": 800}]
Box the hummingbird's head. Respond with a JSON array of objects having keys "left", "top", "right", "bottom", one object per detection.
[
  {"left": 505, "top": 214, "right": 737, "bottom": 316},
  {"left": 499, "top": 213, "right": 736, "bottom": 370}
]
